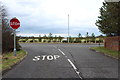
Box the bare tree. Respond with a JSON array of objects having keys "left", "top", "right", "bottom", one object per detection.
[{"left": 1, "top": 2, "right": 20, "bottom": 53}]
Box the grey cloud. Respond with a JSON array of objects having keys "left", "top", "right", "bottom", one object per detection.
[{"left": 3, "top": 0, "right": 104, "bottom": 37}]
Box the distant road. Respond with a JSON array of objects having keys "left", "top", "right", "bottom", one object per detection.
[{"left": 3, "top": 43, "right": 118, "bottom": 79}]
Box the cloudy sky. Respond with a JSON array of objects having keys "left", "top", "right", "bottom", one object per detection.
[{"left": 2, "top": 0, "right": 104, "bottom": 37}]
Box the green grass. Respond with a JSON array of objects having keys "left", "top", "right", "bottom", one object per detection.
[
  {"left": 1, "top": 50, "right": 27, "bottom": 71},
  {"left": 90, "top": 47, "right": 120, "bottom": 59}
]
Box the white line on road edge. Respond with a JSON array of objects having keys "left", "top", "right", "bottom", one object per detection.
[
  {"left": 58, "top": 49, "right": 65, "bottom": 56},
  {"left": 67, "top": 59, "right": 83, "bottom": 79}
]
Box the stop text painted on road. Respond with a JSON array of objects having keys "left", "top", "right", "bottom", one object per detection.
[{"left": 33, "top": 55, "right": 60, "bottom": 61}]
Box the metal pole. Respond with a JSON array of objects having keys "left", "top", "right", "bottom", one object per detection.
[
  {"left": 14, "top": 29, "right": 16, "bottom": 56},
  {"left": 68, "top": 14, "right": 69, "bottom": 43}
]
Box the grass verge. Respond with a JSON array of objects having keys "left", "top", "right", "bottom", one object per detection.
[
  {"left": 1, "top": 50, "right": 27, "bottom": 71},
  {"left": 90, "top": 47, "right": 120, "bottom": 59}
]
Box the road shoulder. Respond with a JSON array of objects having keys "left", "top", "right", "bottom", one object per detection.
[
  {"left": 2, "top": 50, "right": 28, "bottom": 75},
  {"left": 90, "top": 47, "right": 119, "bottom": 60}
]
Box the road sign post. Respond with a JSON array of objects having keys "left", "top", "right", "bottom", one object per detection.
[
  {"left": 14, "top": 29, "right": 16, "bottom": 56},
  {"left": 10, "top": 17, "right": 20, "bottom": 56}
]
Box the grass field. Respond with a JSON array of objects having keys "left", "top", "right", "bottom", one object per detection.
[
  {"left": 1, "top": 50, "right": 27, "bottom": 71},
  {"left": 90, "top": 47, "right": 120, "bottom": 59}
]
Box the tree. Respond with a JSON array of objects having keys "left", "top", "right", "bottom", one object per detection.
[
  {"left": 48, "top": 33, "right": 53, "bottom": 42},
  {"left": 1, "top": 3, "right": 13, "bottom": 53},
  {"left": 95, "top": 2, "right": 120, "bottom": 36},
  {"left": 31, "top": 36, "right": 35, "bottom": 42},
  {"left": 43, "top": 34, "right": 47, "bottom": 38},
  {"left": 91, "top": 33, "right": 95, "bottom": 43},
  {"left": 85, "top": 32, "right": 89, "bottom": 43},
  {"left": 54, "top": 35, "right": 57, "bottom": 42},
  {"left": 77, "top": 33, "right": 82, "bottom": 43},
  {"left": 48, "top": 33, "right": 52, "bottom": 37},
  {"left": 78, "top": 33, "right": 82, "bottom": 38},
  {"left": 58, "top": 36, "right": 63, "bottom": 42},
  {"left": 43, "top": 35, "right": 47, "bottom": 42},
  {"left": 91, "top": 33, "right": 95, "bottom": 37},
  {"left": 69, "top": 36, "right": 74, "bottom": 43},
  {"left": 38, "top": 35, "right": 42, "bottom": 42},
  {"left": 86, "top": 32, "right": 89, "bottom": 37}
]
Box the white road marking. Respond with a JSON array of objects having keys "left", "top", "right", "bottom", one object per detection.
[
  {"left": 33, "top": 55, "right": 60, "bottom": 61},
  {"left": 67, "top": 59, "right": 77, "bottom": 70},
  {"left": 54, "top": 46, "right": 83, "bottom": 79},
  {"left": 75, "top": 69, "right": 83, "bottom": 79},
  {"left": 54, "top": 55, "right": 60, "bottom": 59},
  {"left": 67, "top": 59, "right": 82, "bottom": 79},
  {"left": 58, "top": 49, "right": 65, "bottom": 55},
  {"left": 47, "top": 55, "right": 54, "bottom": 60}
]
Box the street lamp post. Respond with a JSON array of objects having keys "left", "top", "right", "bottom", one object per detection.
[{"left": 68, "top": 14, "right": 69, "bottom": 43}]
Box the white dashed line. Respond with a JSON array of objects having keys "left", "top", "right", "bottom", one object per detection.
[
  {"left": 58, "top": 49, "right": 65, "bottom": 56},
  {"left": 54, "top": 46, "right": 83, "bottom": 79},
  {"left": 67, "top": 59, "right": 82, "bottom": 79},
  {"left": 67, "top": 59, "right": 77, "bottom": 70}
]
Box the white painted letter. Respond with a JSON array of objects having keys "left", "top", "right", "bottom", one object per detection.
[
  {"left": 54, "top": 55, "right": 60, "bottom": 59},
  {"left": 47, "top": 55, "right": 53, "bottom": 60},
  {"left": 33, "top": 56, "right": 40, "bottom": 61},
  {"left": 42, "top": 55, "right": 46, "bottom": 60}
]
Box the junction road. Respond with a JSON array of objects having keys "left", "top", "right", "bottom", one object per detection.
[{"left": 3, "top": 43, "right": 118, "bottom": 79}]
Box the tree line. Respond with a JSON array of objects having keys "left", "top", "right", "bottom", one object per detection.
[{"left": 19, "top": 32, "right": 104, "bottom": 43}]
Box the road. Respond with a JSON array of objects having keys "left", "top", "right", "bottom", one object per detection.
[{"left": 3, "top": 43, "right": 118, "bottom": 79}]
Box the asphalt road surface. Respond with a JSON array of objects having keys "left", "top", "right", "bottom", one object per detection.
[{"left": 3, "top": 43, "right": 118, "bottom": 79}]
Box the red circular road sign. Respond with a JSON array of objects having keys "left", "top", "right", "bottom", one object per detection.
[{"left": 10, "top": 18, "right": 20, "bottom": 29}]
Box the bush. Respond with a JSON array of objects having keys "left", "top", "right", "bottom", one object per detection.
[
  {"left": 47, "top": 40, "right": 51, "bottom": 43},
  {"left": 62, "top": 40, "right": 68, "bottom": 43},
  {"left": 43, "top": 40, "right": 46, "bottom": 42},
  {"left": 29, "top": 40, "right": 34, "bottom": 42}
]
